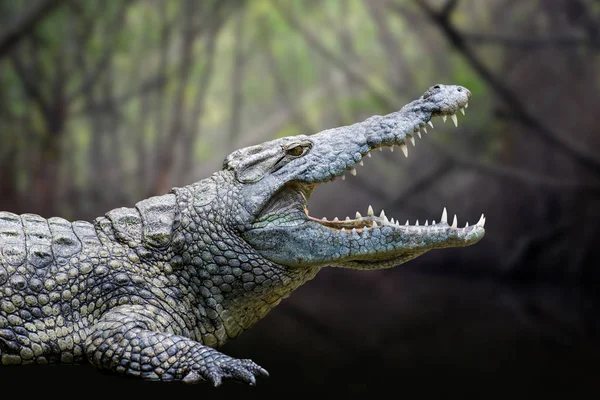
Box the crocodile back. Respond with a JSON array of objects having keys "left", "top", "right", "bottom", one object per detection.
[{"left": 0, "top": 212, "right": 104, "bottom": 282}]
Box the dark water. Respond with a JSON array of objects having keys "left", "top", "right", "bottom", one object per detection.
[{"left": 1, "top": 266, "right": 599, "bottom": 398}]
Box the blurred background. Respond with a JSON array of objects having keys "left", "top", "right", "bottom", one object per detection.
[{"left": 1, "top": 0, "right": 600, "bottom": 397}]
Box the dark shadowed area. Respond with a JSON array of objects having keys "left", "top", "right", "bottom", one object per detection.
[{"left": 1, "top": 0, "right": 599, "bottom": 397}]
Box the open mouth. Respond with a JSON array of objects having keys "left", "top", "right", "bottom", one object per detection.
[
  {"left": 243, "top": 84, "right": 485, "bottom": 269},
  {"left": 303, "top": 100, "right": 485, "bottom": 237}
]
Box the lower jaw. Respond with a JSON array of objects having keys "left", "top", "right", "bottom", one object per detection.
[{"left": 332, "top": 251, "right": 428, "bottom": 270}]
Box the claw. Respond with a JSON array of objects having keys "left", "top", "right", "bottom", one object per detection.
[
  {"left": 183, "top": 370, "right": 202, "bottom": 384},
  {"left": 209, "top": 373, "right": 222, "bottom": 387}
]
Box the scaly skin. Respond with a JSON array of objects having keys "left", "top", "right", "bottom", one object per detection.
[{"left": 0, "top": 84, "right": 485, "bottom": 386}]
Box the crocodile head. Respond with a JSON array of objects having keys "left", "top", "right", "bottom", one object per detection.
[{"left": 225, "top": 84, "right": 485, "bottom": 270}]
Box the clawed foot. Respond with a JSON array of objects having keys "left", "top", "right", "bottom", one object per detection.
[{"left": 183, "top": 352, "right": 269, "bottom": 387}]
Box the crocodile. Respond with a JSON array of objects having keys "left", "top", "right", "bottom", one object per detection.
[{"left": 0, "top": 84, "right": 484, "bottom": 386}]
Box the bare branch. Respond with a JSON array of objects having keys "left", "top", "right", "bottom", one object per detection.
[
  {"left": 259, "top": 18, "right": 314, "bottom": 135},
  {"left": 0, "top": 0, "right": 62, "bottom": 58},
  {"left": 72, "top": 74, "right": 167, "bottom": 115},
  {"left": 66, "top": 0, "right": 132, "bottom": 104},
  {"left": 181, "top": 18, "right": 222, "bottom": 180},
  {"left": 363, "top": 0, "right": 411, "bottom": 93},
  {"left": 229, "top": 8, "right": 247, "bottom": 144},
  {"left": 403, "top": 0, "right": 600, "bottom": 176},
  {"left": 271, "top": 0, "right": 397, "bottom": 111},
  {"left": 440, "top": 0, "right": 460, "bottom": 19},
  {"left": 384, "top": 160, "right": 455, "bottom": 209},
  {"left": 430, "top": 141, "right": 600, "bottom": 194},
  {"left": 464, "top": 33, "right": 597, "bottom": 49},
  {"left": 9, "top": 52, "right": 52, "bottom": 131},
  {"left": 503, "top": 219, "right": 575, "bottom": 277}
]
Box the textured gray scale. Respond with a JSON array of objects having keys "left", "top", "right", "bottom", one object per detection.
[
  {"left": 105, "top": 207, "right": 143, "bottom": 246},
  {"left": 21, "top": 213, "right": 54, "bottom": 274},
  {"left": 135, "top": 194, "right": 178, "bottom": 248},
  {"left": 48, "top": 217, "right": 82, "bottom": 259},
  {"left": 193, "top": 179, "right": 217, "bottom": 207},
  {"left": 0, "top": 212, "right": 26, "bottom": 266},
  {"left": 72, "top": 220, "right": 102, "bottom": 248}
]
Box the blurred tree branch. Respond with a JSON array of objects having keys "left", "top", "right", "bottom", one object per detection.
[
  {"left": 152, "top": 0, "right": 236, "bottom": 194},
  {"left": 66, "top": 0, "right": 132, "bottom": 105},
  {"left": 229, "top": 9, "right": 247, "bottom": 144},
  {"left": 0, "top": 0, "right": 62, "bottom": 58},
  {"left": 259, "top": 19, "right": 315, "bottom": 135},
  {"left": 9, "top": 52, "right": 53, "bottom": 132},
  {"left": 399, "top": 0, "right": 600, "bottom": 177},
  {"left": 153, "top": 0, "right": 202, "bottom": 195},
  {"left": 73, "top": 75, "right": 167, "bottom": 115},
  {"left": 464, "top": 33, "right": 598, "bottom": 49},
  {"left": 181, "top": 14, "right": 221, "bottom": 180},
  {"left": 363, "top": 0, "right": 411, "bottom": 94},
  {"left": 384, "top": 160, "right": 455, "bottom": 210},
  {"left": 430, "top": 140, "right": 600, "bottom": 193},
  {"left": 271, "top": 0, "right": 398, "bottom": 111}
]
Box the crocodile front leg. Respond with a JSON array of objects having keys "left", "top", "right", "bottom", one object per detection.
[{"left": 85, "top": 305, "right": 269, "bottom": 386}]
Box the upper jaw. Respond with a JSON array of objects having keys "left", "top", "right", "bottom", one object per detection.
[{"left": 299, "top": 84, "right": 471, "bottom": 185}]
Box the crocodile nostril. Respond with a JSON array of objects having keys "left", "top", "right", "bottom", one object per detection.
[{"left": 457, "top": 87, "right": 463, "bottom": 92}]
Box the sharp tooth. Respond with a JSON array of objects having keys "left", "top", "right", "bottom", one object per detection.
[
  {"left": 352, "top": 227, "right": 357, "bottom": 234},
  {"left": 451, "top": 114, "right": 458, "bottom": 127},
  {"left": 390, "top": 218, "right": 395, "bottom": 224},
  {"left": 367, "top": 152, "right": 372, "bottom": 158},
  {"left": 460, "top": 107, "right": 465, "bottom": 115},
  {"left": 465, "top": 102, "right": 468, "bottom": 108},
  {"left": 341, "top": 228, "right": 345, "bottom": 232},
  {"left": 359, "top": 160, "right": 364, "bottom": 166},
  {"left": 425, "top": 220, "right": 429, "bottom": 226},
  {"left": 452, "top": 214, "right": 458, "bottom": 229},
  {"left": 422, "top": 126, "right": 428, "bottom": 134},
  {"left": 345, "top": 216, "right": 350, "bottom": 221},
  {"left": 432, "top": 220, "right": 436, "bottom": 225},
  {"left": 442, "top": 115, "right": 447, "bottom": 123},
  {"left": 428, "top": 121, "right": 434, "bottom": 128},
  {"left": 405, "top": 220, "right": 409, "bottom": 226},
  {"left": 350, "top": 167, "right": 357, "bottom": 176},
  {"left": 355, "top": 211, "right": 362, "bottom": 219},
  {"left": 379, "top": 210, "right": 386, "bottom": 219},
  {"left": 415, "top": 220, "right": 419, "bottom": 226},
  {"left": 390, "top": 145, "right": 394, "bottom": 152},
  {"left": 367, "top": 205, "right": 374, "bottom": 216},
  {"left": 395, "top": 220, "right": 400, "bottom": 226},
  {"left": 441, "top": 207, "right": 448, "bottom": 223},
  {"left": 465, "top": 222, "right": 469, "bottom": 227},
  {"left": 322, "top": 217, "right": 327, "bottom": 221},
  {"left": 482, "top": 217, "right": 486, "bottom": 227},
  {"left": 363, "top": 225, "right": 369, "bottom": 231},
  {"left": 400, "top": 144, "right": 408, "bottom": 157},
  {"left": 341, "top": 175, "right": 346, "bottom": 180},
  {"left": 476, "top": 214, "right": 485, "bottom": 227},
  {"left": 333, "top": 217, "right": 339, "bottom": 221},
  {"left": 417, "top": 131, "right": 422, "bottom": 139},
  {"left": 373, "top": 221, "right": 378, "bottom": 228},
  {"left": 410, "top": 137, "right": 416, "bottom": 146}
]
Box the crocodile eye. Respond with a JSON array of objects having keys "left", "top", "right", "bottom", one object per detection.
[{"left": 287, "top": 145, "right": 304, "bottom": 157}]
